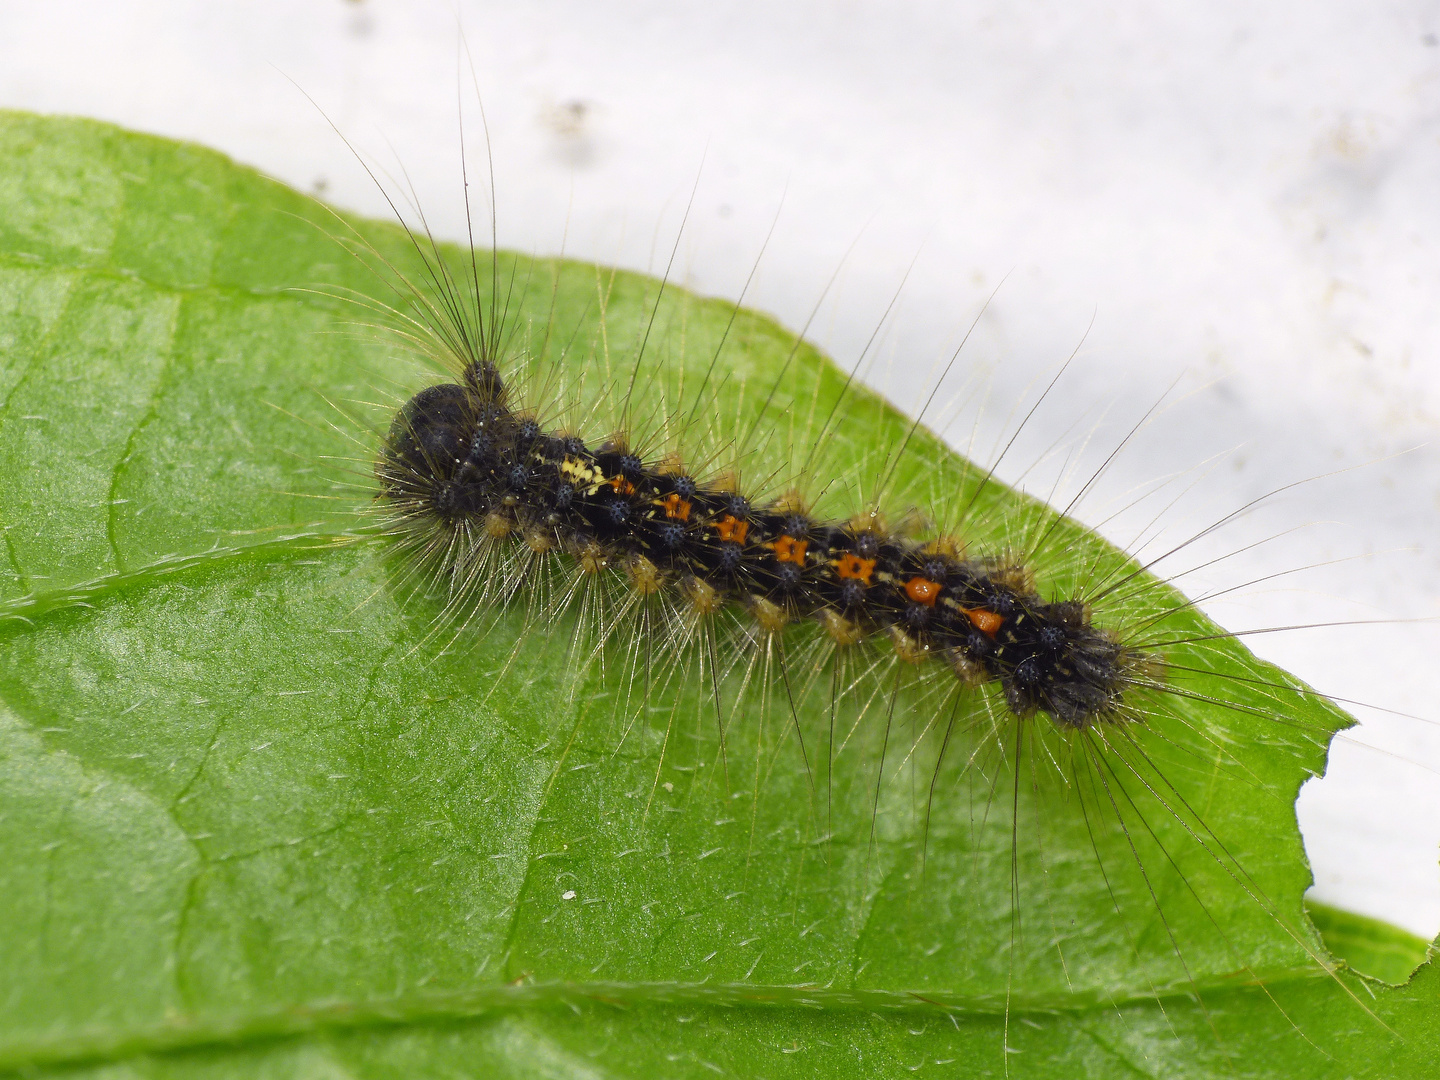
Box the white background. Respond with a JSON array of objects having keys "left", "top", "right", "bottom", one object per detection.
[{"left": 2, "top": 0, "right": 1438, "bottom": 939}]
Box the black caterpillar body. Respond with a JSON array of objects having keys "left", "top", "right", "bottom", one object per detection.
[{"left": 380, "top": 359, "right": 1154, "bottom": 728}]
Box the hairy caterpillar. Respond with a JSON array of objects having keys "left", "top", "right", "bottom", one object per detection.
[{"left": 379, "top": 353, "right": 1157, "bottom": 729}]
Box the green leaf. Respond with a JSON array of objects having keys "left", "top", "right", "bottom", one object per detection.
[
  {"left": 0, "top": 111, "right": 1434, "bottom": 1078},
  {"left": 1306, "top": 901, "right": 1433, "bottom": 987}
]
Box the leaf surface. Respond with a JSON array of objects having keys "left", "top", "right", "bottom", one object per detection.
[{"left": 0, "top": 112, "right": 1434, "bottom": 1078}]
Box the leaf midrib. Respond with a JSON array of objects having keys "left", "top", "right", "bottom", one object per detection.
[{"left": 0, "top": 970, "right": 1339, "bottom": 1073}]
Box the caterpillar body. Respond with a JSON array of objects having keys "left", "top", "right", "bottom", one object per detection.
[{"left": 379, "top": 356, "right": 1154, "bottom": 730}]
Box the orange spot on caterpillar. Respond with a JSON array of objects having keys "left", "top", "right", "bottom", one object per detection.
[
  {"left": 904, "top": 576, "right": 941, "bottom": 606},
  {"left": 770, "top": 535, "right": 809, "bottom": 565},
  {"left": 965, "top": 608, "right": 1003, "bottom": 636},
  {"left": 835, "top": 552, "right": 876, "bottom": 583},
  {"left": 661, "top": 493, "right": 692, "bottom": 521},
  {"left": 608, "top": 475, "right": 636, "bottom": 496},
  {"left": 714, "top": 515, "right": 749, "bottom": 543}
]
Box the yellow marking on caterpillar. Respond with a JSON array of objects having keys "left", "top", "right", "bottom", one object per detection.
[
  {"left": 679, "top": 574, "right": 723, "bottom": 614},
  {"left": 559, "top": 455, "right": 608, "bottom": 494},
  {"left": 818, "top": 609, "right": 864, "bottom": 646},
  {"left": 625, "top": 553, "right": 664, "bottom": 595},
  {"left": 749, "top": 596, "right": 789, "bottom": 634}
]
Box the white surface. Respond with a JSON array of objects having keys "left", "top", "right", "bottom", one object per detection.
[{"left": 2, "top": 0, "right": 1438, "bottom": 939}]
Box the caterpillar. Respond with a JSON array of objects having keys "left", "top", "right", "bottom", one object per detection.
[{"left": 378, "top": 351, "right": 1157, "bottom": 730}]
